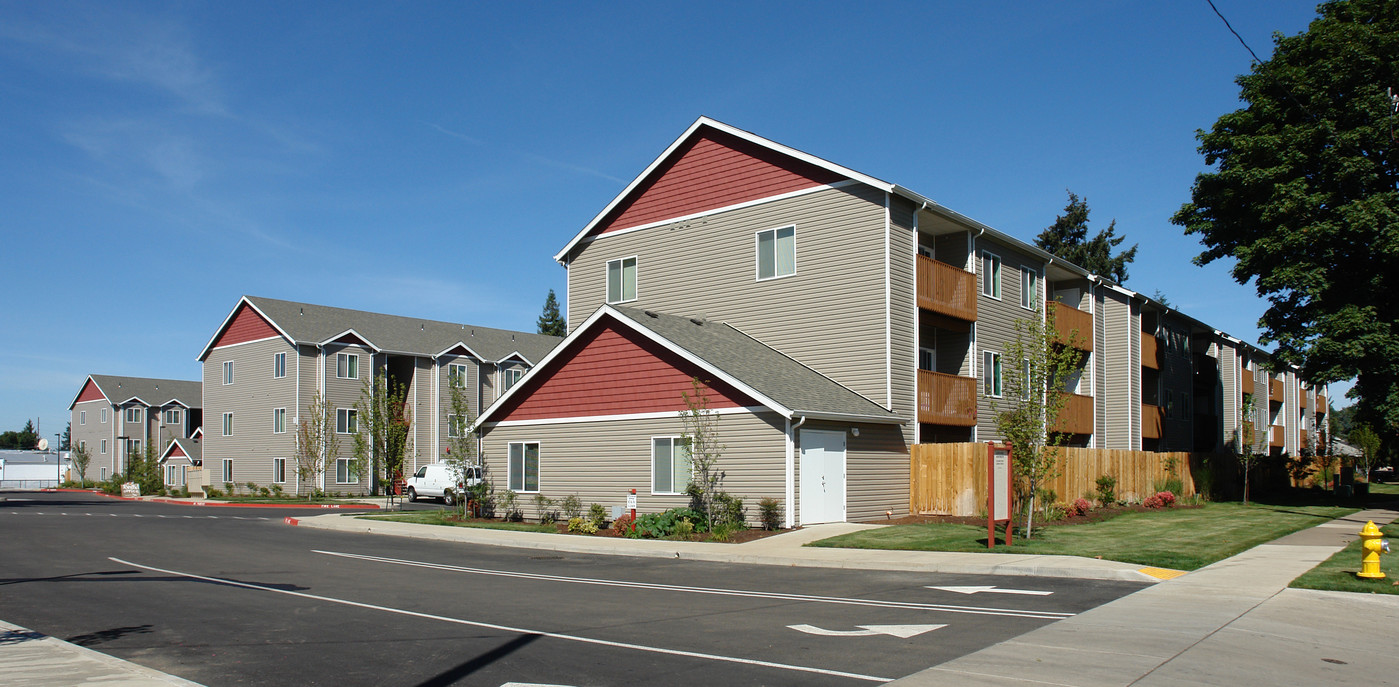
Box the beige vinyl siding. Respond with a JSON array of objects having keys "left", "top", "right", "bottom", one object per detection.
[
  {"left": 566, "top": 185, "right": 892, "bottom": 407},
  {"left": 1093, "top": 286, "right": 1108, "bottom": 447},
  {"left": 889, "top": 195, "right": 917, "bottom": 448},
  {"left": 321, "top": 343, "right": 372, "bottom": 493},
  {"left": 71, "top": 399, "right": 115, "bottom": 480},
  {"left": 409, "top": 356, "right": 433, "bottom": 473},
  {"left": 437, "top": 355, "right": 479, "bottom": 461},
  {"left": 480, "top": 412, "right": 788, "bottom": 524},
  {"left": 1100, "top": 289, "right": 1133, "bottom": 449},
  {"left": 1221, "top": 343, "right": 1240, "bottom": 449},
  {"left": 203, "top": 337, "right": 301, "bottom": 491},
  {"left": 972, "top": 236, "right": 1048, "bottom": 442},
  {"left": 800, "top": 420, "right": 910, "bottom": 522}
]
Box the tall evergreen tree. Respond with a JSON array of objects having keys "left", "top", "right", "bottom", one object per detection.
[
  {"left": 1036, "top": 191, "right": 1138, "bottom": 284},
  {"left": 536, "top": 289, "right": 566, "bottom": 337}
]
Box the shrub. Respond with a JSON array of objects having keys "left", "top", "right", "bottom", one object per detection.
[
  {"left": 533, "top": 494, "right": 558, "bottom": 524},
  {"left": 588, "top": 503, "right": 608, "bottom": 529},
  {"left": 758, "top": 497, "right": 782, "bottom": 531},
  {"left": 1095, "top": 475, "right": 1117, "bottom": 506},
  {"left": 259, "top": 487, "right": 271, "bottom": 497},
  {"left": 567, "top": 517, "right": 598, "bottom": 534},
  {"left": 245, "top": 482, "right": 259, "bottom": 494},
  {"left": 224, "top": 482, "right": 235, "bottom": 496},
  {"left": 712, "top": 492, "right": 747, "bottom": 529},
  {"left": 628, "top": 508, "right": 707, "bottom": 539},
  {"left": 611, "top": 512, "right": 635, "bottom": 536},
  {"left": 1143, "top": 491, "right": 1177, "bottom": 509},
  {"left": 270, "top": 484, "right": 284, "bottom": 498},
  {"left": 1066, "top": 497, "right": 1093, "bottom": 517},
  {"left": 499, "top": 490, "right": 522, "bottom": 522},
  {"left": 559, "top": 494, "right": 583, "bottom": 520},
  {"left": 710, "top": 522, "right": 737, "bottom": 542}
]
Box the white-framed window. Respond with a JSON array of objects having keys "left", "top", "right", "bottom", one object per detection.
[
  {"left": 79, "top": 440, "right": 86, "bottom": 451},
  {"left": 335, "top": 458, "right": 358, "bottom": 484},
  {"left": 164, "top": 409, "right": 181, "bottom": 425},
  {"left": 508, "top": 441, "right": 539, "bottom": 493},
  {"left": 336, "top": 408, "right": 358, "bottom": 434},
  {"left": 100, "top": 439, "right": 107, "bottom": 454},
  {"left": 127, "top": 439, "right": 140, "bottom": 455},
  {"left": 756, "top": 226, "right": 796, "bottom": 280},
  {"left": 449, "top": 363, "right": 468, "bottom": 388},
  {"left": 222, "top": 459, "right": 233, "bottom": 483},
  {"left": 125, "top": 407, "right": 142, "bottom": 423},
  {"left": 273, "top": 408, "right": 286, "bottom": 434},
  {"left": 273, "top": 457, "right": 286, "bottom": 484},
  {"left": 1020, "top": 267, "right": 1038, "bottom": 310},
  {"left": 336, "top": 353, "right": 359, "bottom": 379},
  {"left": 447, "top": 414, "right": 467, "bottom": 438},
  {"left": 166, "top": 465, "right": 186, "bottom": 486},
  {"left": 223, "top": 360, "right": 235, "bottom": 385},
  {"left": 222, "top": 412, "right": 233, "bottom": 436},
  {"left": 918, "top": 347, "right": 935, "bottom": 371},
  {"left": 80, "top": 411, "right": 86, "bottom": 425},
  {"left": 274, "top": 352, "right": 286, "bottom": 379},
  {"left": 982, "top": 251, "right": 1002, "bottom": 299},
  {"left": 982, "top": 351, "right": 1003, "bottom": 398},
  {"left": 651, "top": 436, "right": 692, "bottom": 495},
  {"left": 606, "top": 257, "right": 638, "bottom": 304},
  {"left": 1022, "top": 358, "right": 1033, "bottom": 400},
  {"left": 502, "top": 367, "right": 524, "bottom": 391},
  {"left": 100, "top": 408, "right": 107, "bottom": 423},
  {"left": 100, "top": 467, "right": 107, "bottom": 481}
]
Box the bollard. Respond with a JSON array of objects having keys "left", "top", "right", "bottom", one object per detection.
[{"left": 1357, "top": 521, "right": 1390, "bottom": 580}]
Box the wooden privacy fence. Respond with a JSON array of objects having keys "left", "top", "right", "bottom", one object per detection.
[{"left": 911, "top": 443, "right": 1202, "bottom": 516}]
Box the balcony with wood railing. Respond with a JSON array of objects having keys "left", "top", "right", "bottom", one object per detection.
[
  {"left": 1142, "top": 403, "right": 1163, "bottom": 439},
  {"left": 1317, "top": 391, "right": 1327, "bottom": 410},
  {"left": 1242, "top": 421, "right": 1257, "bottom": 448},
  {"left": 916, "top": 255, "right": 977, "bottom": 322},
  {"left": 1141, "top": 332, "right": 1161, "bottom": 370},
  {"left": 1271, "top": 425, "right": 1284, "bottom": 448},
  {"left": 917, "top": 370, "right": 978, "bottom": 427},
  {"left": 1300, "top": 431, "right": 1310, "bottom": 450},
  {"left": 1051, "top": 392, "right": 1094, "bottom": 435},
  {"left": 1300, "top": 392, "right": 1309, "bottom": 409},
  {"left": 1241, "top": 367, "right": 1255, "bottom": 396},
  {"left": 1048, "top": 301, "right": 1093, "bottom": 351},
  {"left": 1270, "top": 378, "right": 1285, "bottom": 404}
]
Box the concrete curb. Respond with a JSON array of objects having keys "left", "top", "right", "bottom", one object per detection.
[
  {"left": 42, "top": 488, "right": 380, "bottom": 509},
  {"left": 296, "top": 513, "right": 1162, "bottom": 583},
  {"left": 0, "top": 620, "right": 203, "bottom": 687}
]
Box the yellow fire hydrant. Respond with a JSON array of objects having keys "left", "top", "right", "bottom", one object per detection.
[{"left": 1357, "top": 521, "right": 1390, "bottom": 580}]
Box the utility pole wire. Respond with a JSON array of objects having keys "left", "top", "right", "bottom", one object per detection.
[{"left": 1206, "top": 0, "right": 1265, "bottom": 65}]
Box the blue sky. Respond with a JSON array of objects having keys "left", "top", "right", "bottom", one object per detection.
[{"left": 0, "top": 0, "right": 1348, "bottom": 436}]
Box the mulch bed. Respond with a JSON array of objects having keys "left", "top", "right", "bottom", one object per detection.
[
  {"left": 442, "top": 514, "right": 791, "bottom": 544},
  {"left": 877, "top": 503, "right": 1201, "bottom": 528}
]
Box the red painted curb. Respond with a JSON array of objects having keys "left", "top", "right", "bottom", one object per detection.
[
  {"left": 284, "top": 517, "right": 300, "bottom": 526},
  {"left": 41, "top": 488, "right": 380, "bottom": 509}
]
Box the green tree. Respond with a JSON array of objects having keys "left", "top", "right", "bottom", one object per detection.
[
  {"left": 352, "top": 370, "right": 412, "bottom": 495},
  {"left": 61, "top": 422, "right": 70, "bottom": 451},
  {"left": 1035, "top": 191, "right": 1138, "bottom": 284},
  {"left": 992, "top": 305, "right": 1086, "bottom": 538},
  {"left": 680, "top": 377, "right": 726, "bottom": 531},
  {"left": 1235, "top": 393, "right": 1260, "bottom": 504},
  {"left": 1350, "top": 424, "right": 1381, "bottom": 479},
  {"left": 71, "top": 442, "right": 91, "bottom": 484},
  {"left": 1172, "top": 0, "right": 1399, "bottom": 432},
  {"left": 536, "top": 289, "right": 566, "bottom": 337},
  {"left": 294, "top": 391, "right": 338, "bottom": 499},
  {"left": 443, "top": 379, "right": 480, "bottom": 516}
]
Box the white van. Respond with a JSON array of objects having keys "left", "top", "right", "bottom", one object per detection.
[{"left": 405, "top": 463, "right": 481, "bottom": 504}]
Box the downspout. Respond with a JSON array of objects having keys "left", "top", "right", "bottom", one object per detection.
[
  {"left": 318, "top": 343, "right": 326, "bottom": 493},
  {"left": 786, "top": 415, "right": 807, "bottom": 528}
]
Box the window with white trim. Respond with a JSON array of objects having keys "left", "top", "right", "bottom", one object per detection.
[
  {"left": 918, "top": 347, "right": 935, "bottom": 372},
  {"left": 336, "top": 353, "right": 359, "bottom": 380},
  {"left": 223, "top": 360, "right": 235, "bottom": 385},
  {"left": 651, "top": 436, "right": 692, "bottom": 495},
  {"left": 606, "top": 257, "right": 637, "bottom": 304},
  {"left": 100, "top": 439, "right": 107, "bottom": 454},
  {"left": 447, "top": 414, "right": 467, "bottom": 438},
  {"left": 1020, "top": 267, "right": 1038, "bottom": 310},
  {"left": 100, "top": 467, "right": 107, "bottom": 481},
  {"left": 80, "top": 411, "right": 86, "bottom": 425},
  {"left": 126, "top": 407, "right": 142, "bottom": 423},
  {"left": 127, "top": 439, "right": 140, "bottom": 456},
  {"left": 273, "top": 408, "right": 286, "bottom": 434},
  {"left": 222, "top": 459, "right": 233, "bottom": 483},
  {"left": 335, "top": 458, "right": 358, "bottom": 484},
  {"left": 508, "top": 441, "right": 539, "bottom": 493},
  {"left": 101, "top": 408, "right": 107, "bottom": 423},
  {"left": 449, "top": 363, "right": 468, "bottom": 388},
  {"left": 336, "top": 408, "right": 358, "bottom": 434},
  {"left": 222, "top": 412, "right": 233, "bottom": 436},
  {"left": 164, "top": 409, "right": 181, "bottom": 425},
  {"left": 502, "top": 367, "right": 523, "bottom": 391},
  {"left": 756, "top": 226, "right": 796, "bottom": 280},
  {"left": 273, "top": 457, "right": 286, "bottom": 484},
  {"left": 982, "top": 251, "right": 1001, "bottom": 299},
  {"left": 982, "top": 351, "right": 1003, "bottom": 397},
  {"left": 273, "top": 352, "right": 286, "bottom": 379}
]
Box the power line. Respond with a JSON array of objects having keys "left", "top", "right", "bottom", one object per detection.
[{"left": 1206, "top": 0, "right": 1265, "bottom": 65}]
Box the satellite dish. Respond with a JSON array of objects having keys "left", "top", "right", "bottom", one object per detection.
[{"left": 37, "top": 438, "right": 49, "bottom": 451}]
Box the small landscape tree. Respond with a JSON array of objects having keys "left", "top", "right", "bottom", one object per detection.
[
  {"left": 1235, "top": 393, "right": 1259, "bottom": 504},
  {"left": 353, "top": 370, "right": 412, "bottom": 495},
  {"left": 1350, "top": 424, "right": 1381, "bottom": 483},
  {"left": 443, "top": 377, "right": 481, "bottom": 517},
  {"left": 680, "top": 377, "right": 726, "bottom": 531},
  {"left": 536, "top": 289, "right": 567, "bottom": 337},
  {"left": 294, "top": 391, "right": 338, "bottom": 499},
  {"left": 72, "top": 443, "right": 91, "bottom": 484}
]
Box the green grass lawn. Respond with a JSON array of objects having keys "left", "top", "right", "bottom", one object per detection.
[
  {"left": 359, "top": 510, "right": 558, "bottom": 532},
  {"left": 808, "top": 502, "right": 1357, "bottom": 570},
  {"left": 1291, "top": 522, "right": 1399, "bottom": 595},
  {"left": 203, "top": 496, "right": 376, "bottom": 505}
]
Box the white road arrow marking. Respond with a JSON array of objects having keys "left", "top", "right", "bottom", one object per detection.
[
  {"left": 926, "top": 585, "right": 1052, "bottom": 596},
  {"left": 788, "top": 624, "right": 945, "bottom": 638}
]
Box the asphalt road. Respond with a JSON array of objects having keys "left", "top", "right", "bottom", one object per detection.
[{"left": 0, "top": 491, "right": 1149, "bottom": 686}]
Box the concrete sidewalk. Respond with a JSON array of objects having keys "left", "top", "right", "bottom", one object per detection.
[
  {"left": 888, "top": 508, "right": 1399, "bottom": 686},
  {"left": 0, "top": 620, "right": 201, "bottom": 687}
]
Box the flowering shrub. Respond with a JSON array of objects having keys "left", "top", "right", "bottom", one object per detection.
[
  {"left": 1066, "top": 498, "right": 1093, "bottom": 517},
  {"left": 567, "top": 517, "right": 598, "bottom": 534},
  {"left": 609, "top": 512, "right": 635, "bottom": 536},
  {"left": 1143, "top": 491, "right": 1177, "bottom": 509}
]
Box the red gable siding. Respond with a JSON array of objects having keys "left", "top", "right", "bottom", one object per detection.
[
  {"left": 75, "top": 379, "right": 106, "bottom": 404},
  {"left": 333, "top": 332, "right": 370, "bottom": 347},
  {"left": 167, "top": 444, "right": 187, "bottom": 458},
  {"left": 213, "top": 304, "right": 279, "bottom": 349},
  {"left": 593, "top": 127, "right": 845, "bottom": 236},
  {"left": 493, "top": 322, "right": 756, "bottom": 422}
]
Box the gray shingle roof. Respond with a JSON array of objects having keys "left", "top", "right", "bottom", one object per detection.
[
  {"left": 242, "top": 296, "right": 562, "bottom": 363},
  {"left": 161, "top": 436, "right": 202, "bottom": 465},
  {"left": 610, "top": 306, "right": 901, "bottom": 423},
  {"left": 84, "top": 375, "right": 202, "bottom": 409}
]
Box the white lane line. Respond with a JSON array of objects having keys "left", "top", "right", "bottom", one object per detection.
[
  {"left": 315, "top": 550, "right": 1073, "bottom": 620},
  {"left": 108, "top": 557, "right": 891, "bottom": 684}
]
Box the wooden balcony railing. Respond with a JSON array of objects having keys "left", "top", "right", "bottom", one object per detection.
[
  {"left": 1051, "top": 392, "right": 1094, "bottom": 435},
  {"left": 1270, "top": 424, "right": 1285, "bottom": 448},
  {"left": 1317, "top": 391, "right": 1327, "bottom": 411},
  {"left": 1300, "top": 392, "right": 1309, "bottom": 409},
  {"left": 1048, "top": 301, "right": 1093, "bottom": 351},
  {"left": 1241, "top": 367, "right": 1255, "bottom": 396},
  {"left": 1142, "top": 403, "right": 1163, "bottom": 439},
  {"left": 1300, "top": 431, "right": 1310, "bottom": 450},
  {"left": 1141, "top": 332, "right": 1161, "bottom": 370},
  {"left": 1269, "top": 379, "right": 1285, "bottom": 404},
  {"left": 1242, "top": 421, "right": 1257, "bottom": 448},
  {"left": 917, "top": 370, "right": 978, "bottom": 427},
  {"left": 916, "top": 255, "right": 977, "bottom": 322}
]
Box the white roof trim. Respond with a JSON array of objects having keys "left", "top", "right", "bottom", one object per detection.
[
  {"left": 68, "top": 375, "right": 107, "bottom": 410},
  {"left": 553, "top": 116, "right": 895, "bottom": 263},
  {"left": 495, "top": 351, "right": 534, "bottom": 366},
  {"left": 116, "top": 396, "right": 150, "bottom": 407},
  {"left": 434, "top": 342, "right": 487, "bottom": 360},
  {"left": 319, "top": 328, "right": 380, "bottom": 351},
  {"left": 197, "top": 297, "right": 296, "bottom": 362}
]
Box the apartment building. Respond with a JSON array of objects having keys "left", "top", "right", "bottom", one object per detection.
[
  {"left": 476, "top": 117, "right": 1326, "bottom": 524},
  {"left": 196, "top": 296, "right": 561, "bottom": 495},
  {"left": 68, "top": 375, "right": 202, "bottom": 482}
]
